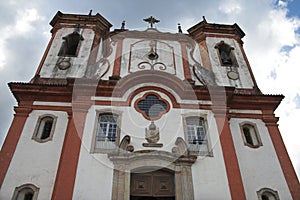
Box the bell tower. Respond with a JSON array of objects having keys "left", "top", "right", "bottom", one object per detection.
[
  {"left": 34, "top": 11, "right": 112, "bottom": 80},
  {"left": 188, "top": 18, "right": 259, "bottom": 91}
]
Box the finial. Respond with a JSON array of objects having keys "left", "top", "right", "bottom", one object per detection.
[
  {"left": 75, "top": 24, "right": 81, "bottom": 33},
  {"left": 178, "top": 23, "right": 183, "bottom": 33},
  {"left": 143, "top": 16, "right": 160, "bottom": 28},
  {"left": 202, "top": 16, "right": 207, "bottom": 23},
  {"left": 89, "top": 10, "right": 92, "bottom": 16},
  {"left": 121, "top": 20, "right": 126, "bottom": 30},
  {"left": 149, "top": 121, "right": 156, "bottom": 130}
]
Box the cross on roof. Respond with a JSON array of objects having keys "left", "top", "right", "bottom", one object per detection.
[{"left": 143, "top": 16, "right": 160, "bottom": 28}]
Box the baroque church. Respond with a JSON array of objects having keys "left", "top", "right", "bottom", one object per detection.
[{"left": 0, "top": 11, "right": 299, "bottom": 200}]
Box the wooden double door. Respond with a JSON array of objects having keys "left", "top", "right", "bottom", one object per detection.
[{"left": 130, "top": 169, "right": 175, "bottom": 200}]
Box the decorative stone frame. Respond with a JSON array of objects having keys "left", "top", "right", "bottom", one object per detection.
[
  {"left": 214, "top": 41, "right": 238, "bottom": 67},
  {"left": 134, "top": 92, "right": 170, "bottom": 121},
  {"left": 108, "top": 137, "right": 197, "bottom": 200},
  {"left": 91, "top": 109, "right": 122, "bottom": 153},
  {"left": 182, "top": 113, "right": 213, "bottom": 156},
  {"left": 239, "top": 121, "right": 263, "bottom": 148},
  {"left": 257, "top": 188, "right": 280, "bottom": 200},
  {"left": 11, "top": 183, "right": 39, "bottom": 200},
  {"left": 32, "top": 114, "right": 57, "bottom": 143}
]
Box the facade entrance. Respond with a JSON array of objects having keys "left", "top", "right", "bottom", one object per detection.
[{"left": 130, "top": 168, "right": 175, "bottom": 200}]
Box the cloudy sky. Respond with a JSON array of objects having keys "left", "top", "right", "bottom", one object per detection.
[{"left": 0, "top": 0, "right": 299, "bottom": 178}]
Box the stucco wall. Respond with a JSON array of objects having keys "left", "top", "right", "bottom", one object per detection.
[
  {"left": 0, "top": 110, "right": 68, "bottom": 200},
  {"left": 119, "top": 38, "right": 185, "bottom": 80},
  {"left": 73, "top": 90, "right": 231, "bottom": 199},
  {"left": 229, "top": 118, "right": 292, "bottom": 199}
]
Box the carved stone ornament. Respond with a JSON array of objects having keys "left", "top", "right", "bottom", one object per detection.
[
  {"left": 227, "top": 70, "right": 239, "bottom": 80},
  {"left": 193, "top": 64, "right": 216, "bottom": 85},
  {"left": 118, "top": 135, "right": 134, "bottom": 153},
  {"left": 56, "top": 57, "right": 71, "bottom": 70},
  {"left": 143, "top": 121, "right": 163, "bottom": 147}
]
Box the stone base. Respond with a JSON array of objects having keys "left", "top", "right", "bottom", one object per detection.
[{"left": 142, "top": 143, "right": 163, "bottom": 147}]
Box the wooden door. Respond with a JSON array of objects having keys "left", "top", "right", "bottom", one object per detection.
[{"left": 130, "top": 169, "right": 175, "bottom": 199}]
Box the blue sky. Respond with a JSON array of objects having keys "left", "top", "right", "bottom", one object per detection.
[{"left": 0, "top": 0, "right": 299, "bottom": 179}]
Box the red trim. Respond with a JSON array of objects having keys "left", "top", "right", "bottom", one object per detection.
[
  {"left": 33, "top": 33, "right": 56, "bottom": 79},
  {"left": 180, "top": 41, "right": 192, "bottom": 80},
  {"left": 87, "top": 32, "right": 101, "bottom": 65},
  {"left": 51, "top": 108, "right": 88, "bottom": 200},
  {"left": 198, "top": 41, "right": 212, "bottom": 71},
  {"left": 0, "top": 107, "right": 32, "bottom": 188},
  {"left": 263, "top": 115, "right": 300, "bottom": 199},
  {"left": 112, "top": 38, "right": 123, "bottom": 78},
  {"left": 216, "top": 115, "right": 246, "bottom": 200},
  {"left": 238, "top": 42, "right": 259, "bottom": 88}
]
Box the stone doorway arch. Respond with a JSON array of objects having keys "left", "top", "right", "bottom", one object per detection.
[{"left": 108, "top": 137, "right": 197, "bottom": 200}]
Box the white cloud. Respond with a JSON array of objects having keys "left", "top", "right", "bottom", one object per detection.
[
  {"left": 242, "top": 2, "right": 300, "bottom": 177},
  {"left": 218, "top": 0, "right": 242, "bottom": 15},
  {"left": 278, "top": 0, "right": 288, "bottom": 8},
  {"left": 15, "top": 8, "right": 44, "bottom": 34},
  {"left": 0, "top": 8, "right": 44, "bottom": 70}
]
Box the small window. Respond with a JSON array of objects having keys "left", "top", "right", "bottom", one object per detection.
[
  {"left": 240, "top": 123, "right": 262, "bottom": 148},
  {"left": 215, "top": 41, "right": 238, "bottom": 67},
  {"left": 58, "top": 31, "right": 83, "bottom": 57},
  {"left": 93, "top": 113, "right": 120, "bottom": 152},
  {"left": 12, "top": 184, "right": 39, "bottom": 200},
  {"left": 135, "top": 93, "right": 170, "bottom": 120},
  {"left": 32, "top": 115, "right": 57, "bottom": 143},
  {"left": 184, "top": 116, "right": 211, "bottom": 155},
  {"left": 257, "top": 188, "right": 280, "bottom": 200}
]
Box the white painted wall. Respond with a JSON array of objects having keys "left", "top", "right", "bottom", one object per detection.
[
  {"left": 206, "top": 37, "right": 254, "bottom": 88},
  {"left": 189, "top": 111, "right": 232, "bottom": 199},
  {"left": 40, "top": 28, "right": 95, "bottom": 78},
  {"left": 73, "top": 90, "right": 231, "bottom": 199},
  {"left": 119, "top": 38, "right": 185, "bottom": 80},
  {"left": 95, "top": 37, "right": 117, "bottom": 80},
  {"left": 229, "top": 118, "right": 292, "bottom": 199},
  {"left": 0, "top": 110, "right": 68, "bottom": 200}
]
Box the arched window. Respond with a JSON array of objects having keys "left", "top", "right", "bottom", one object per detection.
[
  {"left": 183, "top": 116, "right": 211, "bottom": 155},
  {"left": 257, "top": 188, "right": 280, "bottom": 200},
  {"left": 240, "top": 123, "right": 262, "bottom": 148},
  {"left": 93, "top": 112, "right": 121, "bottom": 152},
  {"left": 12, "top": 184, "right": 39, "bottom": 200},
  {"left": 215, "top": 41, "right": 237, "bottom": 66},
  {"left": 33, "top": 115, "right": 57, "bottom": 142},
  {"left": 58, "top": 31, "right": 83, "bottom": 57}
]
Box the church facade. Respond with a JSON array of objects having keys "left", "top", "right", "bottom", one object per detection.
[{"left": 0, "top": 11, "right": 299, "bottom": 200}]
